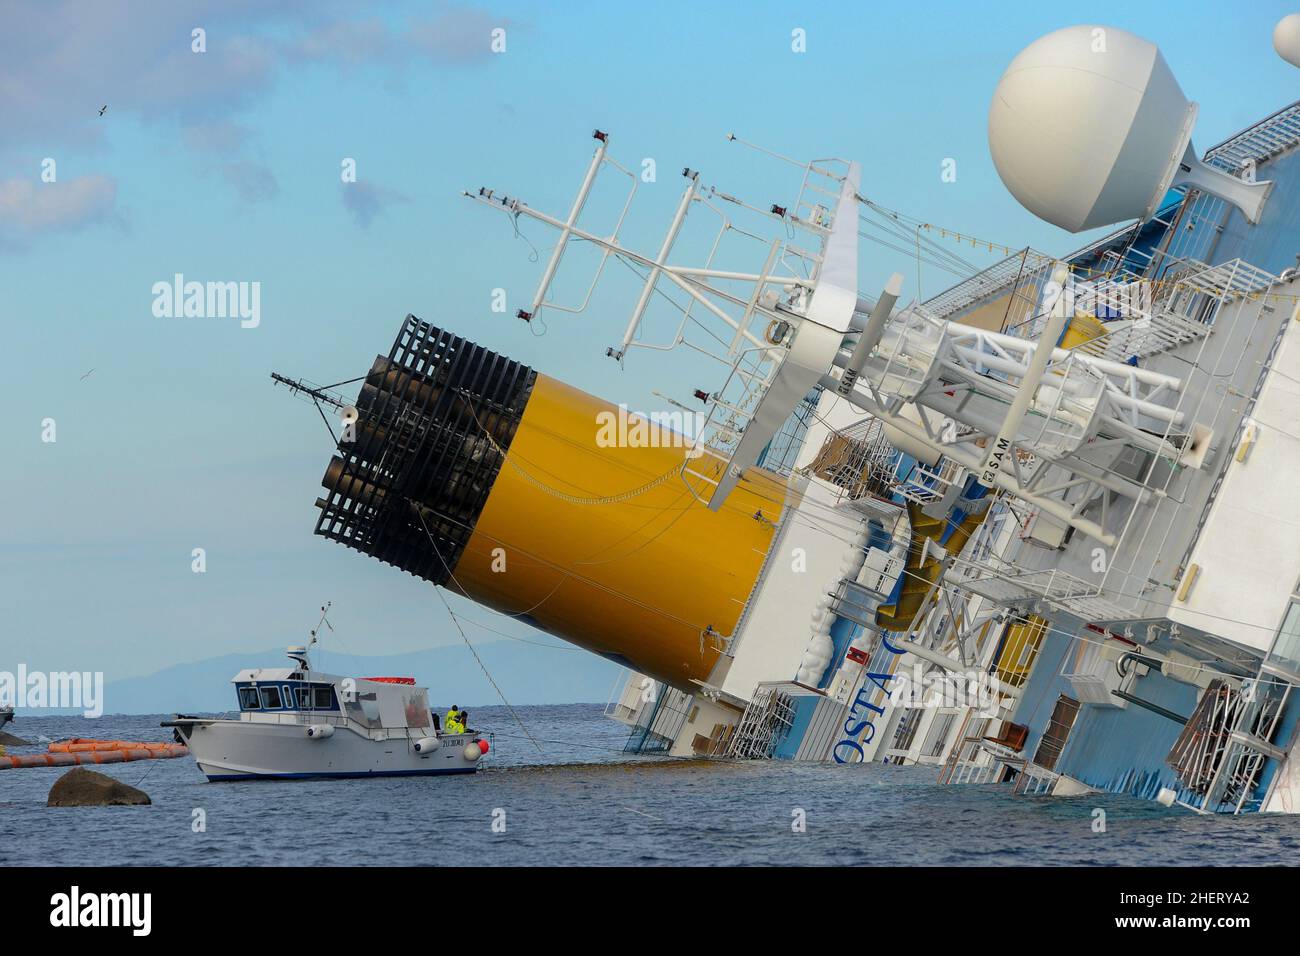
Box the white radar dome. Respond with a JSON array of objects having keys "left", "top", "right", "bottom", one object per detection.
[
  {"left": 1275, "top": 14, "right": 1300, "bottom": 68},
  {"left": 989, "top": 25, "right": 1271, "bottom": 232}
]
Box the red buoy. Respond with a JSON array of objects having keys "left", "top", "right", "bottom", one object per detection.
[{"left": 477, "top": 739, "right": 490, "bottom": 755}]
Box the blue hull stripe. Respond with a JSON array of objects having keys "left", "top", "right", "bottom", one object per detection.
[{"left": 205, "top": 767, "right": 477, "bottom": 782}]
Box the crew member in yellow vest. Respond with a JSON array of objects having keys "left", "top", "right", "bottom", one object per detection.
[{"left": 444, "top": 705, "right": 465, "bottom": 735}]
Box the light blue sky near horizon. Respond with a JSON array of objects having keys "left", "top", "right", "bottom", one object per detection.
[{"left": 1, "top": 0, "right": 1297, "bottom": 693}]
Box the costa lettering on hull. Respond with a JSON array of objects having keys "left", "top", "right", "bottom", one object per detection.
[{"left": 832, "top": 635, "right": 908, "bottom": 763}]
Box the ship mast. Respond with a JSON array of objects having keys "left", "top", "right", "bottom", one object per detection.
[{"left": 465, "top": 130, "right": 1212, "bottom": 546}]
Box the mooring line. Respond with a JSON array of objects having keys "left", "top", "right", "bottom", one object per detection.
[{"left": 414, "top": 508, "right": 546, "bottom": 756}]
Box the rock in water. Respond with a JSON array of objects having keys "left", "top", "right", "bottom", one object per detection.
[{"left": 47, "top": 767, "right": 150, "bottom": 807}]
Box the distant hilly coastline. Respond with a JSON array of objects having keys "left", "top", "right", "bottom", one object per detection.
[{"left": 91, "top": 640, "right": 624, "bottom": 715}]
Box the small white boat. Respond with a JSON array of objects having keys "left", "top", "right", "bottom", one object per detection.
[{"left": 164, "top": 646, "right": 488, "bottom": 782}]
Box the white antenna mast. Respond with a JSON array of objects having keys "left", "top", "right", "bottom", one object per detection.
[
  {"left": 309, "top": 602, "right": 333, "bottom": 651},
  {"left": 465, "top": 129, "right": 863, "bottom": 511}
]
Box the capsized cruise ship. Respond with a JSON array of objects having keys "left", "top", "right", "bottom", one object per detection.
[{"left": 278, "top": 23, "right": 1300, "bottom": 814}]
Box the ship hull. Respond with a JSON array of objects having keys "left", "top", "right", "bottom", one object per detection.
[{"left": 178, "top": 719, "right": 482, "bottom": 782}]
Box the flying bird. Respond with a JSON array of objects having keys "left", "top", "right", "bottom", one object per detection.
[
  {"left": 98, "top": 104, "right": 108, "bottom": 116},
  {"left": 80, "top": 369, "right": 94, "bottom": 381}
]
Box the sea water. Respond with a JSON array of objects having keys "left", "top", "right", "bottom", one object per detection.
[{"left": 3, "top": 705, "right": 1298, "bottom": 866}]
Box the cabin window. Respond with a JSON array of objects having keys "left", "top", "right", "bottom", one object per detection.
[
  {"left": 260, "top": 686, "right": 283, "bottom": 709},
  {"left": 294, "top": 685, "right": 336, "bottom": 710},
  {"left": 238, "top": 687, "right": 261, "bottom": 710}
]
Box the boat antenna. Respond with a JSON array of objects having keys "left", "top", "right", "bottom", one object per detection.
[
  {"left": 306, "top": 601, "right": 335, "bottom": 668},
  {"left": 310, "top": 602, "right": 334, "bottom": 647},
  {"left": 270, "top": 372, "right": 362, "bottom": 443}
]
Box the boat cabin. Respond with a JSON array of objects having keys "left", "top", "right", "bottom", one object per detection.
[
  {"left": 233, "top": 673, "right": 340, "bottom": 714},
  {"left": 228, "top": 649, "right": 435, "bottom": 734}
]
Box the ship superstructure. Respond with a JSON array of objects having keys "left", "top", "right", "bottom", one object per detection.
[{"left": 278, "top": 24, "right": 1300, "bottom": 814}]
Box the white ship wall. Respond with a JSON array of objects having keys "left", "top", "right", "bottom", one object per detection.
[
  {"left": 667, "top": 696, "right": 739, "bottom": 757},
  {"left": 719, "top": 476, "right": 852, "bottom": 701},
  {"left": 1171, "top": 297, "right": 1300, "bottom": 653},
  {"left": 982, "top": 273, "right": 1297, "bottom": 635},
  {"left": 719, "top": 388, "right": 872, "bottom": 702}
]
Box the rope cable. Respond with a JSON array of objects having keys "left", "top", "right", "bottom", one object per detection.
[{"left": 414, "top": 507, "right": 546, "bottom": 755}]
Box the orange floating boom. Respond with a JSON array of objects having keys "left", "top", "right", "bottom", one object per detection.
[
  {"left": 0, "top": 740, "right": 188, "bottom": 769},
  {"left": 48, "top": 738, "right": 187, "bottom": 754}
]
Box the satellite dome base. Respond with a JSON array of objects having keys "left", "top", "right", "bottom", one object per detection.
[{"left": 1171, "top": 141, "right": 1273, "bottom": 225}]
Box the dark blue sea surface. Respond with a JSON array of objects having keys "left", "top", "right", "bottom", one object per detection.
[{"left": 3, "top": 705, "right": 1298, "bottom": 866}]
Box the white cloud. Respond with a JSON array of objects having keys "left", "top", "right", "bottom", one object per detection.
[
  {"left": 0, "top": 1, "right": 516, "bottom": 156},
  {"left": 0, "top": 3, "right": 515, "bottom": 223},
  {"left": 0, "top": 175, "right": 118, "bottom": 235}
]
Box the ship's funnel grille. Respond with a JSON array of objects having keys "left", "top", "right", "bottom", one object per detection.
[{"left": 314, "top": 315, "right": 536, "bottom": 584}]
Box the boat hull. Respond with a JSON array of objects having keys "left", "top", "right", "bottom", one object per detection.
[{"left": 180, "top": 720, "right": 482, "bottom": 782}]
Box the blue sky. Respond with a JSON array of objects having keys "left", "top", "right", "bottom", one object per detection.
[{"left": 2, "top": 0, "right": 1297, "bottom": 696}]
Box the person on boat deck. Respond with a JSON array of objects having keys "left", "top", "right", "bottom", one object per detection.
[{"left": 444, "top": 705, "right": 465, "bottom": 735}]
